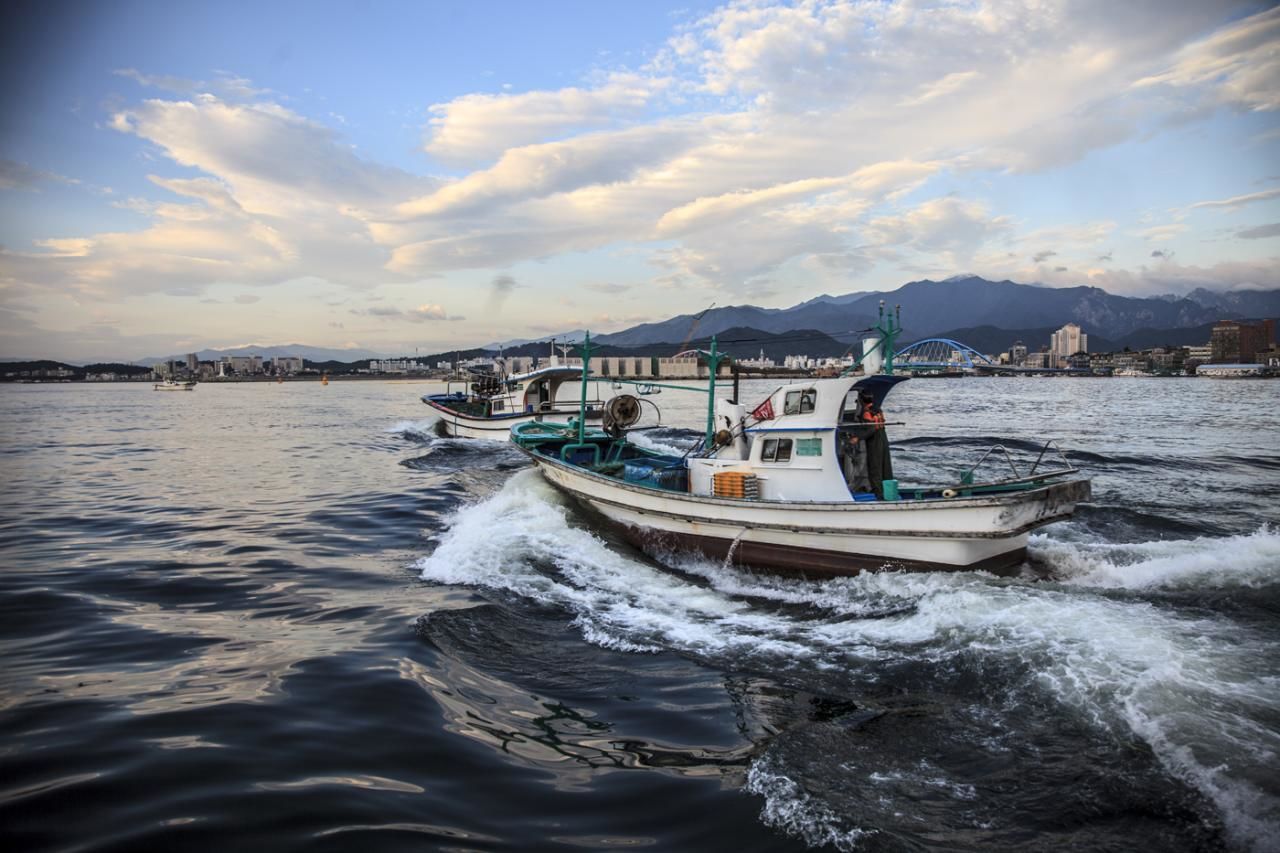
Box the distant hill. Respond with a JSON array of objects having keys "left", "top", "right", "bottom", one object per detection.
[
  {"left": 592, "top": 276, "right": 1277, "bottom": 349},
  {"left": 414, "top": 326, "right": 851, "bottom": 367},
  {"left": 141, "top": 343, "right": 387, "bottom": 366},
  {"left": 1, "top": 361, "right": 151, "bottom": 379},
  {"left": 1183, "top": 288, "right": 1280, "bottom": 316},
  {"left": 481, "top": 330, "right": 588, "bottom": 350}
]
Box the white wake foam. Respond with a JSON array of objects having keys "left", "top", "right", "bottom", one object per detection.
[
  {"left": 627, "top": 430, "right": 693, "bottom": 457},
  {"left": 417, "top": 473, "right": 1280, "bottom": 848},
  {"left": 746, "top": 758, "right": 875, "bottom": 852},
  {"left": 388, "top": 418, "right": 440, "bottom": 442},
  {"left": 1033, "top": 526, "right": 1280, "bottom": 590}
]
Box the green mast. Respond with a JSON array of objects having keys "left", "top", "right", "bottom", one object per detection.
[
  {"left": 880, "top": 301, "right": 902, "bottom": 375},
  {"left": 576, "top": 331, "right": 593, "bottom": 445},
  {"left": 841, "top": 300, "right": 903, "bottom": 376},
  {"left": 702, "top": 335, "right": 728, "bottom": 449}
]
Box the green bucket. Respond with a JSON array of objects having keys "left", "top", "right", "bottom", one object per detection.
[{"left": 882, "top": 479, "right": 899, "bottom": 501}]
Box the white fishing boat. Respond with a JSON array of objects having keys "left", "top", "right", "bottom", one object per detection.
[
  {"left": 153, "top": 378, "right": 196, "bottom": 391},
  {"left": 422, "top": 362, "right": 604, "bottom": 439},
  {"left": 511, "top": 307, "right": 1091, "bottom": 576}
]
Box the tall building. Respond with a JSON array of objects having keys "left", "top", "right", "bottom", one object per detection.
[
  {"left": 222, "top": 355, "right": 264, "bottom": 375},
  {"left": 186, "top": 352, "right": 198, "bottom": 372},
  {"left": 272, "top": 356, "right": 303, "bottom": 374},
  {"left": 1049, "top": 323, "right": 1087, "bottom": 368},
  {"left": 1010, "top": 341, "right": 1028, "bottom": 366},
  {"left": 1209, "top": 319, "right": 1276, "bottom": 364}
]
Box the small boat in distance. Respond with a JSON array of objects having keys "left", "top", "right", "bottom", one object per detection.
[
  {"left": 512, "top": 307, "right": 1091, "bottom": 577},
  {"left": 154, "top": 378, "right": 196, "bottom": 391}
]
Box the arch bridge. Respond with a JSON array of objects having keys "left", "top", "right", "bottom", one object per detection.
[{"left": 892, "top": 338, "right": 998, "bottom": 372}]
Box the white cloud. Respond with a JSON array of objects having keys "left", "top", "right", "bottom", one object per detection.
[
  {"left": 1133, "top": 6, "right": 1280, "bottom": 112},
  {"left": 0, "top": 159, "right": 78, "bottom": 191},
  {"left": 1137, "top": 223, "right": 1190, "bottom": 241},
  {"left": 424, "top": 73, "right": 665, "bottom": 166},
  {"left": 866, "top": 197, "right": 1013, "bottom": 256},
  {"left": 1189, "top": 187, "right": 1280, "bottom": 211},
  {"left": 900, "top": 71, "right": 982, "bottom": 107},
  {"left": 4, "top": 0, "right": 1276, "bottom": 354},
  {"left": 407, "top": 303, "right": 464, "bottom": 322}
]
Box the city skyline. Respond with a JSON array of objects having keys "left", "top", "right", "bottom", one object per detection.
[{"left": 2, "top": 0, "right": 1279, "bottom": 362}]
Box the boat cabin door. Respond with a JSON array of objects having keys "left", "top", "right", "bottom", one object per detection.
[{"left": 524, "top": 379, "right": 549, "bottom": 412}]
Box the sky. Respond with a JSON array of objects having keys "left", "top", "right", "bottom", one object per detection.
[{"left": 1, "top": 0, "right": 1278, "bottom": 361}]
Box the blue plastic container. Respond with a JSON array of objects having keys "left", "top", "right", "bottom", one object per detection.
[
  {"left": 852, "top": 492, "right": 877, "bottom": 502},
  {"left": 624, "top": 459, "right": 662, "bottom": 483}
]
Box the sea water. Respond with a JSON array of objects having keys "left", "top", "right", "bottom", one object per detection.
[{"left": 1, "top": 377, "right": 1277, "bottom": 851}]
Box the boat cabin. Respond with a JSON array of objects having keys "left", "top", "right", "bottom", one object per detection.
[
  {"left": 508, "top": 365, "right": 583, "bottom": 413},
  {"left": 686, "top": 375, "right": 900, "bottom": 501}
]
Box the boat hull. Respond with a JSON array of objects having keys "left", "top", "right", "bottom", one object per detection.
[
  {"left": 424, "top": 406, "right": 579, "bottom": 440},
  {"left": 521, "top": 449, "right": 1089, "bottom": 576},
  {"left": 423, "top": 398, "right": 597, "bottom": 440}
]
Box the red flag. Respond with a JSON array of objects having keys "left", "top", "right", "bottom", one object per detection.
[{"left": 751, "top": 397, "right": 774, "bottom": 421}]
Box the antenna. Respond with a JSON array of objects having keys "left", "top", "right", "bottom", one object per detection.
[{"left": 677, "top": 302, "right": 717, "bottom": 356}]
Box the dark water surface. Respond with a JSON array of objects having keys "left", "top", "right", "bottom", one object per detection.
[{"left": 2, "top": 378, "right": 1278, "bottom": 852}]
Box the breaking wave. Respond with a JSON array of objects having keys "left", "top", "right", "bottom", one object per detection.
[
  {"left": 1034, "top": 526, "right": 1280, "bottom": 590},
  {"left": 418, "top": 472, "right": 1280, "bottom": 850}
]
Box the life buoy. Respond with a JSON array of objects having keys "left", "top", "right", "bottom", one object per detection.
[{"left": 941, "top": 488, "right": 958, "bottom": 499}]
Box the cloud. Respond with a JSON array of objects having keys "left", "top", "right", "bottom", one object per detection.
[
  {"left": 1082, "top": 257, "right": 1280, "bottom": 295},
  {"left": 1138, "top": 223, "right": 1189, "bottom": 242},
  {"left": 1132, "top": 6, "right": 1280, "bottom": 112},
  {"left": 1151, "top": 249, "right": 1173, "bottom": 259},
  {"left": 351, "top": 303, "right": 463, "bottom": 322},
  {"left": 1238, "top": 223, "right": 1280, "bottom": 239},
  {"left": 866, "top": 197, "right": 1013, "bottom": 255},
  {"left": 1032, "top": 250, "right": 1058, "bottom": 264},
  {"left": 900, "top": 71, "right": 982, "bottom": 107},
  {"left": 406, "top": 303, "right": 463, "bottom": 322},
  {"left": 424, "top": 74, "right": 664, "bottom": 166},
  {"left": 583, "top": 282, "right": 630, "bottom": 294},
  {"left": 396, "top": 122, "right": 701, "bottom": 220},
  {"left": 233, "top": 294, "right": 260, "bottom": 304},
  {"left": 114, "top": 68, "right": 275, "bottom": 100},
  {"left": 655, "top": 160, "right": 940, "bottom": 237},
  {"left": 1189, "top": 187, "right": 1280, "bottom": 211},
  {"left": 0, "top": 159, "right": 76, "bottom": 190},
  {"left": 4, "top": 94, "right": 438, "bottom": 300},
  {"left": 4, "top": 0, "right": 1276, "bottom": 338}
]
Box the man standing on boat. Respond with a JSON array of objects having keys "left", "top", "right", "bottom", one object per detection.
[
  {"left": 841, "top": 429, "right": 872, "bottom": 495},
  {"left": 859, "top": 390, "right": 894, "bottom": 499}
]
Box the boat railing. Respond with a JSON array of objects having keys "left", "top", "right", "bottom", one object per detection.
[
  {"left": 1027, "top": 439, "right": 1072, "bottom": 477},
  {"left": 960, "top": 439, "right": 1077, "bottom": 490}
]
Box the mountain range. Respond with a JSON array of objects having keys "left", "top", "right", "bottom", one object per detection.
[
  {"left": 590, "top": 276, "right": 1280, "bottom": 350},
  {"left": 139, "top": 343, "right": 387, "bottom": 367},
  {"left": 133, "top": 276, "right": 1280, "bottom": 366}
]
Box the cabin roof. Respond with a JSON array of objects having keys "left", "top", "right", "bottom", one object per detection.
[
  {"left": 744, "top": 374, "right": 909, "bottom": 430},
  {"left": 506, "top": 365, "right": 583, "bottom": 384}
]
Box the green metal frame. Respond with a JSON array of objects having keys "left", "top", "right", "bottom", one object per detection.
[{"left": 840, "top": 301, "right": 903, "bottom": 377}]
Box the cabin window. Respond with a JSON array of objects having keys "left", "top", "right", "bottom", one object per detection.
[
  {"left": 783, "top": 389, "right": 816, "bottom": 415},
  {"left": 794, "top": 438, "right": 822, "bottom": 457},
  {"left": 761, "top": 438, "right": 793, "bottom": 462},
  {"left": 491, "top": 400, "right": 505, "bottom": 412}
]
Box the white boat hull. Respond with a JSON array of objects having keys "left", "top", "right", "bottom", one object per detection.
[
  {"left": 423, "top": 399, "right": 597, "bottom": 440},
  {"left": 426, "top": 408, "right": 572, "bottom": 440},
  {"left": 523, "top": 451, "right": 1089, "bottom": 575}
]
